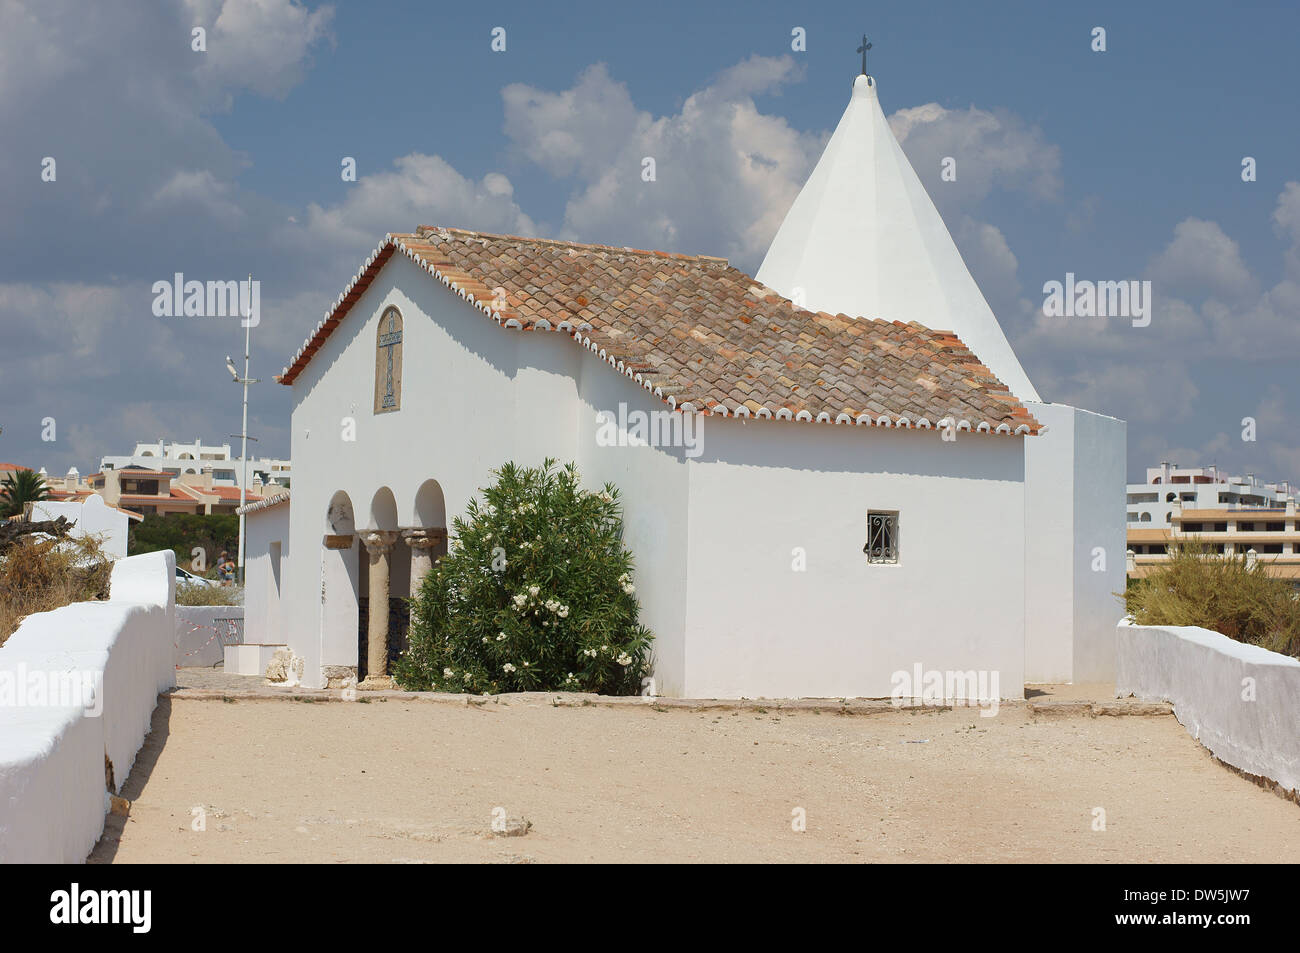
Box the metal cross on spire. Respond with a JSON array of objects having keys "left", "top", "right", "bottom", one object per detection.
[{"left": 857, "top": 34, "right": 872, "bottom": 75}]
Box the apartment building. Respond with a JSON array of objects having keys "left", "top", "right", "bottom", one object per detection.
[
  {"left": 1127, "top": 463, "right": 1300, "bottom": 579},
  {"left": 100, "top": 437, "right": 291, "bottom": 490},
  {"left": 87, "top": 466, "right": 280, "bottom": 516}
]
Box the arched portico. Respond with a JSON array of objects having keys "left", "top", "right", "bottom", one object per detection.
[
  {"left": 324, "top": 482, "right": 450, "bottom": 692},
  {"left": 357, "top": 487, "right": 400, "bottom": 689},
  {"left": 404, "top": 479, "right": 449, "bottom": 597}
]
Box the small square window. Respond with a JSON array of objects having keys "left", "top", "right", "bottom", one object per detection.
[{"left": 864, "top": 510, "right": 899, "bottom": 564}]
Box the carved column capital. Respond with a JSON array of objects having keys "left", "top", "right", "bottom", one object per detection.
[
  {"left": 400, "top": 527, "right": 442, "bottom": 551},
  {"left": 360, "top": 530, "right": 398, "bottom": 560}
]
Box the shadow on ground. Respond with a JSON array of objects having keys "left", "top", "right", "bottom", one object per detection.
[{"left": 87, "top": 695, "right": 172, "bottom": 864}]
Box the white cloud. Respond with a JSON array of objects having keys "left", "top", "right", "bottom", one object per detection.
[
  {"left": 1148, "top": 218, "right": 1258, "bottom": 304},
  {"left": 889, "top": 101, "right": 1062, "bottom": 209},
  {"left": 502, "top": 56, "right": 822, "bottom": 270},
  {"left": 185, "top": 0, "right": 335, "bottom": 101},
  {"left": 288, "top": 153, "right": 539, "bottom": 259}
]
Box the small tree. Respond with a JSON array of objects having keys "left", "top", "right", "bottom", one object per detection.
[
  {"left": 394, "top": 460, "right": 654, "bottom": 695},
  {"left": 0, "top": 469, "right": 50, "bottom": 518}
]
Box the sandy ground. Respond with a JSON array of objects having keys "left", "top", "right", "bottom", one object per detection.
[{"left": 89, "top": 684, "right": 1300, "bottom": 863}]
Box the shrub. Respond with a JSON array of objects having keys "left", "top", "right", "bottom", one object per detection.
[
  {"left": 394, "top": 460, "right": 653, "bottom": 694},
  {"left": 0, "top": 530, "right": 111, "bottom": 643},
  {"left": 176, "top": 582, "right": 242, "bottom": 606},
  {"left": 1124, "top": 541, "right": 1300, "bottom": 657}
]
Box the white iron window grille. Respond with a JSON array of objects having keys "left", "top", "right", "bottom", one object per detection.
[{"left": 864, "top": 511, "right": 899, "bottom": 564}]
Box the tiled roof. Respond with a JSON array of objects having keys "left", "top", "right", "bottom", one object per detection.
[
  {"left": 206, "top": 486, "right": 261, "bottom": 502},
  {"left": 236, "top": 493, "right": 290, "bottom": 516},
  {"left": 170, "top": 484, "right": 263, "bottom": 503},
  {"left": 278, "top": 227, "right": 1042, "bottom": 436}
]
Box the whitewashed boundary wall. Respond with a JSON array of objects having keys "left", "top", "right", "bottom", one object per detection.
[
  {"left": 175, "top": 606, "right": 244, "bottom": 667},
  {"left": 0, "top": 550, "right": 176, "bottom": 863},
  {"left": 1117, "top": 620, "right": 1300, "bottom": 796}
]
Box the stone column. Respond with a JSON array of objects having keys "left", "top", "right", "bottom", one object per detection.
[
  {"left": 360, "top": 530, "right": 398, "bottom": 689},
  {"left": 401, "top": 528, "right": 443, "bottom": 598}
]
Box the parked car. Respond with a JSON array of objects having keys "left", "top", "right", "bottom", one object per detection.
[{"left": 176, "top": 565, "right": 220, "bottom": 589}]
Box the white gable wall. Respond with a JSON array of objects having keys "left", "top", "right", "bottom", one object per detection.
[
  {"left": 287, "top": 254, "right": 690, "bottom": 689},
  {"left": 31, "top": 495, "right": 129, "bottom": 560}
]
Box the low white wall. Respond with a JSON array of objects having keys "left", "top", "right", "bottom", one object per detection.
[
  {"left": 1117, "top": 620, "right": 1300, "bottom": 795},
  {"left": 0, "top": 550, "right": 176, "bottom": 863},
  {"left": 175, "top": 605, "right": 244, "bottom": 667}
]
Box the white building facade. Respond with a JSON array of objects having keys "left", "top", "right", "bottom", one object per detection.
[
  {"left": 1127, "top": 463, "right": 1296, "bottom": 529},
  {"left": 101, "top": 438, "right": 291, "bottom": 490}
]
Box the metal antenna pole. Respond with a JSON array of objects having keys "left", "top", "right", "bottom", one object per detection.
[{"left": 238, "top": 273, "right": 251, "bottom": 587}]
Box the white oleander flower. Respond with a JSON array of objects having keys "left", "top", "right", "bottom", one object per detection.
[
  {"left": 512, "top": 593, "right": 527, "bottom": 607},
  {"left": 496, "top": 632, "right": 507, "bottom": 642},
  {"left": 616, "top": 653, "right": 632, "bottom": 666},
  {"left": 557, "top": 606, "right": 569, "bottom": 619},
  {"left": 443, "top": 667, "right": 455, "bottom": 678},
  {"left": 528, "top": 585, "right": 540, "bottom": 597},
  {"left": 622, "top": 582, "right": 636, "bottom": 595},
  {"left": 503, "top": 663, "right": 516, "bottom": 673}
]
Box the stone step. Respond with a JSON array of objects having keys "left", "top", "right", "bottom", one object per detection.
[{"left": 224, "top": 643, "right": 287, "bottom": 677}]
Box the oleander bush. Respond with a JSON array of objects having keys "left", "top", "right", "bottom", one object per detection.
[
  {"left": 394, "top": 459, "right": 654, "bottom": 694},
  {"left": 1124, "top": 541, "right": 1300, "bottom": 657}
]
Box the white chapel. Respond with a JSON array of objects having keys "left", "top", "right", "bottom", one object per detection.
[{"left": 240, "top": 68, "right": 1126, "bottom": 699}]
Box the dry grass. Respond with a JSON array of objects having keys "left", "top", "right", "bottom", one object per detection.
[
  {"left": 176, "top": 583, "right": 242, "bottom": 606},
  {"left": 1124, "top": 541, "right": 1300, "bottom": 657},
  {"left": 0, "top": 532, "right": 112, "bottom": 644}
]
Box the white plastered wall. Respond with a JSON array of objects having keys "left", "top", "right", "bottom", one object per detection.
[
  {"left": 244, "top": 503, "right": 290, "bottom": 648},
  {"left": 1023, "top": 402, "right": 1127, "bottom": 684},
  {"left": 682, "top": 420, "right": 1027, "bottom": 699}
]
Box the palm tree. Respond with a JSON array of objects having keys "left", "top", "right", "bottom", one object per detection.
[{"left": 0, "top": 469, "right": 50, "bottom": 519}]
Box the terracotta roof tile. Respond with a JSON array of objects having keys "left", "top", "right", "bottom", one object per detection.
[{"left": 277, "top": 227, "right": 1042, "bottom": 436}]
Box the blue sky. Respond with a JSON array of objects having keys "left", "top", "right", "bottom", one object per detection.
[{"left": 2, "top": 0, "right": 1298, "bottom": 483}]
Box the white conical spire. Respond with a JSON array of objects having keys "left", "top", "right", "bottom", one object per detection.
[{"left": 756, "top": 74, "right": 1040, "bottom": 401}]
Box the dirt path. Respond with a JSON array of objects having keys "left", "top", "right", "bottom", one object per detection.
[{"left": 89, "top": 689, "right": 1300, "bottom": 863}]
